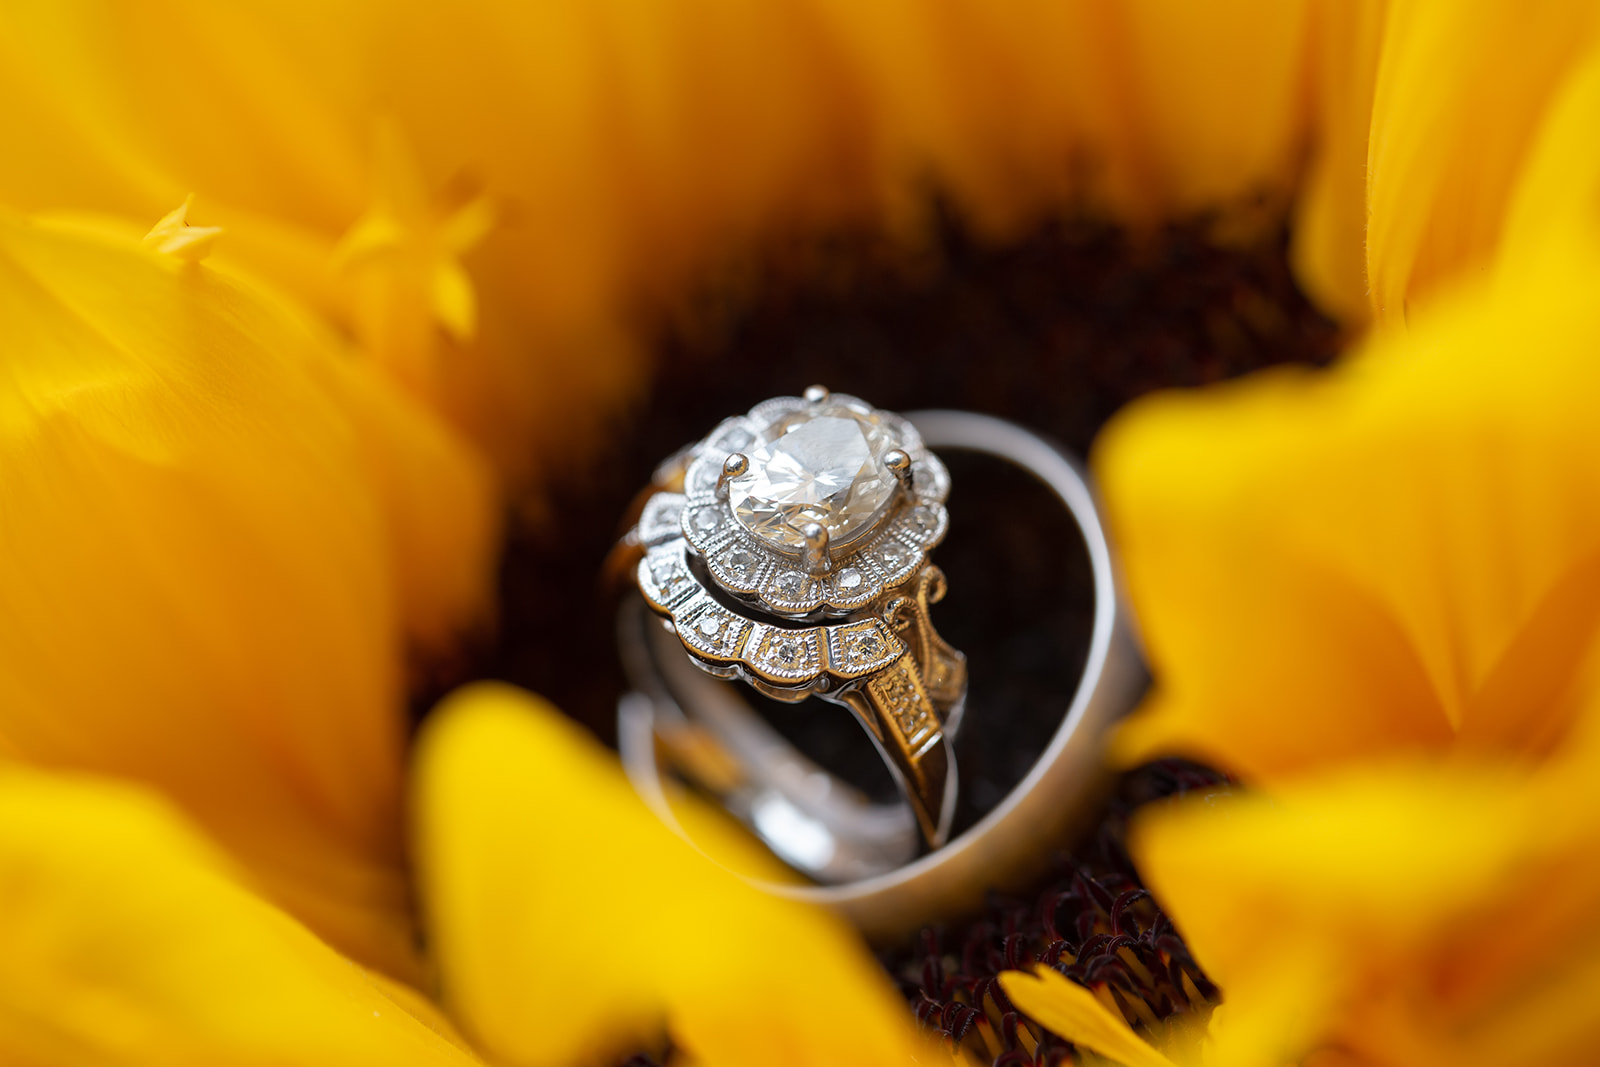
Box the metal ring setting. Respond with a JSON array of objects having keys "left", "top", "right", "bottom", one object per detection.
[
  {"left": 617, "top": 408, "right": 1146, "bottom": 940},
  {"left": 627, "top": 390, "right": 967, "bottom": 849}
]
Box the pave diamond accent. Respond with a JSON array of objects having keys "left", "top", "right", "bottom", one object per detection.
[
  {"left": 773, "top": 570, "right": 807, "bottom": 596},
  {"left": 728, "top": 401, "right": 902, "bottom": 550},
  {"left": 876, "top": 540, "right": 910, "bottom": 567},
  {"left": 770, "top": 634, "right": 804, "bottom": 666},
  {"left": 826, "top": 620, "right": 902, "bottom": 678},
  {"left": 639, "top": 546, "right": 696, "bottom": 609},
  {"left": 823, "top": 561, "right": 880, "bottom": 611},
  {"left": 636, "top": 493, "right": 687, "bottom": 546},
  {"left": 679, "top": 599, "right": 752, "bottom": 661},
  {"left": 690, "top": 505, "right": 723, "bottom": 535},
  {"left": 708, "top": 540, "right": 769, "bottom": 593},
  {"left": 868, "top": 656, "right": 937, "bottom": 751},
  {"left": 708, "top": 418, "right": 756, "bottom": 454},
  {"left": 749, "top": 626, "right": 822, "bottom": 681},
  {"left": 760, "top": 565, "right": 822, "bottom": 613},
  {"left": 853, "top": 630, "right": 886, "bottom": 660}
]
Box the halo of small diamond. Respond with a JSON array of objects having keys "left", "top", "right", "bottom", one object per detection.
[{"left": 672, "top": 393, "right": 950, "bottom": 618}]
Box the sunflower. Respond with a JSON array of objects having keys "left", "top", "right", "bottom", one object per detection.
[{"left": 4, "top": 2, "right": 1600, "bottom": 1066}]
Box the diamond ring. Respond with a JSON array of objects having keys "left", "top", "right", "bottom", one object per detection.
[
  {"left": 623, "top": 387, "right": 966, "bottom": 852},
  {"left": 615, "top": 406, "right": 1146, "bottom": 934},
  {"left": 614, "top": 406, "right": 1152, "bottom": 934}
]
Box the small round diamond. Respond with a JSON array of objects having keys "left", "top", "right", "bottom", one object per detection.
[
  {"left": 725, "top": 547, "right": 757, "bottom": 576},
  {"left": 774, "top": 571, "right": 806, "bottom": 597},
  {"left": 836, "top": 566, "right": 864, "bottom": 591},
  {"left": 852, "top": 631, "right": 885, "bottom": 661},
  {"left": 909, "top": 506, "right": 935, "bottom": 534},
  {"left": 770, "top": 636, "right": 803, "bottom": 667},
  {"left": 697, "top": 615, "right": 722, "bottom": 637},
  {"left": 877, "top": 541, "right": 909, "bottom": 567},
  {"left": 691, "top": 506, "right": 723, "bottom": 534}
]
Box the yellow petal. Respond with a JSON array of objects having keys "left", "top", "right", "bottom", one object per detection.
[
  {"left": 1135, "top": 766, "right": 1530, "bottom": 987},
  {"left": 141, "top": 193, "right": 223, "bottom": 261},
  {"left": 0, "top": 766, "right": 479, "bottom": 1066},
  {"left": 0, "top": 210, "right": 496, "bottom": 981},
  {"left": 0, "top": 0, "right": 1328, "bottom": 491},
  {"left": 999, "top": 968, "right": 1177, "bottom": 1067},
  {"left": 1499, "top": 40, "right": 1600, "bottom": 266},
  {"left": 1106, "top": 0, "right": 1315, "bottom": 215},
  {"left": 412, "top": 681, "right": 924, "bottom": 1067},
  {"left": 432, "top": 259, "right": 478, "bottom": 342},
  {"left": 800, "top": 0, "right": 1315, "bottom": 230},
  {"left": 333, "top": 211, "right": 410, "bottom": 267},
  {"left": 1129, "top": 751, "right": 1600, "bottom": 1067},
  {"left": 1096, "top": 226, "right": 1600, "bottom": 782},
  {"left": 1364, "top": 0, "right": 1600, "bottom": 324},
  {"left": 1289, "top": 0, "right": 1388, "bottom": 326},
  {"left": 311, "top": 353, "right": 500, "bottom": 663},
  {"left": 441, "top": 194, "right": 498, "bottom": 256}
]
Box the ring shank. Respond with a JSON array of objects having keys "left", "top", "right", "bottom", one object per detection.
[
  {"left": 620, "top": 605, "right": 925, "bottom": 880},
  {"left": 619, "top": 410, "right": 1147, "bottom": 938},
  {"left": 837, "top": 651, "right": 954, "bottom": 847}
]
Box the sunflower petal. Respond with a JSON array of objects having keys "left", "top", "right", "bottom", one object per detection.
[
  {"left": 1289, "top": 0, "right": 1387, "bottom": 325},
  {"left": 412, "top": 682, "right": 924, "bottom": 1067},
  {"left": 0, "top": 766, "right": 480, "bottom": 1066},
  {"left": 1129, "top": 754, "right": 1600, "bottom": 1067},
  {"left": 1364, "top": 0, "right": 1600, "bottom": 324},
  {"left": 1097, "top": 223, "right": 1600, "bottom": 781},
  {"left": 141, "top": 194, "right": 223, "bottom": 261},
  {"left": 1500, "top": 42, "right": 1600, "bottom": 265},
  {"left": 999, "top": 967, "right": 1177, "bottom": 1067},
  {"left": 0, "top": 0, "right": 1330, "bottom": 488},
  {"left": 0, "top": 211, "right": 496, "bottom": 980}
]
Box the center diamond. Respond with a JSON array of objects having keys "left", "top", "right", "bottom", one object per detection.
[{"left": 728, "top": 402, "right": 900, "bottom": 550}]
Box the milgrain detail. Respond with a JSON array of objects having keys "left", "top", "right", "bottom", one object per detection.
[{"left": 867, "top": 654, "right": 940, "bottom": 758}]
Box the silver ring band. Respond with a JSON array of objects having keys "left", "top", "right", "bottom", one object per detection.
[{"left": 618, "top": 410, "right": 1145, "bottom": 939}]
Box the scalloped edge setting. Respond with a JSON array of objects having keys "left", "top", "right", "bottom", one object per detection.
[{"left": 635, "top": 540, "right": 907, "bottom": 689}]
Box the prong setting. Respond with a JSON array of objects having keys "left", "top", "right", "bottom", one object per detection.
[
  {"left": 717, "top": 452, "right": 749, "bottom": 499},
  {"left": 803, "top": 384, "right": 830, "bottom": 405},
  {"left": 885, "top": 448, "right": 914, "bottom": 493},
  {"left": 800, "top": 521, "right": 832, "bottom": 576}
]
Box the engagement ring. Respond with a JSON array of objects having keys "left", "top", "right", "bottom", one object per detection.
[
  {"left": 615, "top": 395, "right": 1145, "bottom": 938},
  {"left": 623, "top": 387, "right": 966, "bottom": 851}
]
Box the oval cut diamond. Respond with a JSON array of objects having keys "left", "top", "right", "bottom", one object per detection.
[{"left": 728, "top": 402, "right": 900, "bottom": 550}]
